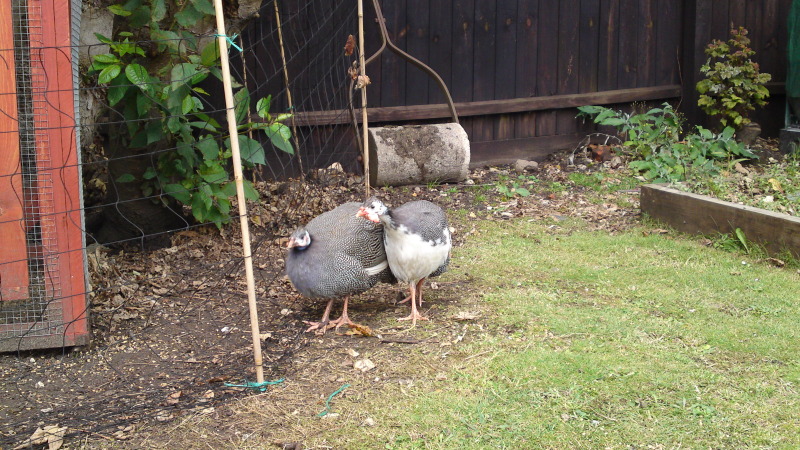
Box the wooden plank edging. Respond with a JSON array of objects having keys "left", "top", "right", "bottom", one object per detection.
[{"left": 640, "top": 184, "right": 800, "bottom": 258}]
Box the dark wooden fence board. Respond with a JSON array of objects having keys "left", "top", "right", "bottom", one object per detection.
[
  {"left": 636, "top": 0, "right": 656, "bottom": 87},
  {"left": 579, "top": 0, "right": 601, "bottom": 94},
  {"left": 428, "top": 0, "right": 454, "bottom": 104},
  {"left": 514, "top": 0, "right": 539, "bottom": 139},
  {"left": 472, "top": 0, "right": 498, "bottom": 142},
  {"left": 494, "top": 2, "right": 519, "bottom": 140},
  {"left": 598, "top": 0, "right": 620, "bottom": 91},
  {"left": 451, "top": 0, "right": 476, "bottom": 137},
  {"left": 556, "top": 0, "right": 581, "bottom": 135},
  {"left": 406, "top": 0, "right": 430, "bottom": 106},
  {"left": 655, "top": 1, "right": 682, "bottom": 86},
  {"left": 239, "top": 0, "right": 790, "bottom": 174},
  {"left": 535, "top": 1, "right": 559, "bottom": 136}
]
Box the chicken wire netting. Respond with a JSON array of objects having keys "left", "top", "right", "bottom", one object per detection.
[{"left": 0, "top": 0, "right": 370, "bottom": 445}]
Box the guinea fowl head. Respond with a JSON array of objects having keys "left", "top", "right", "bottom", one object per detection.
[
  {"left": 356, "top": 197, "right": 388, "bottom": 223},
  {"left": 287, "top": 228, "right": 311, "bottom": 250}
]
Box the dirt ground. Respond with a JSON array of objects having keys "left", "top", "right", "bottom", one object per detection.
[{"left": 0, "top": 147, "right": 663, "bottom": 448}]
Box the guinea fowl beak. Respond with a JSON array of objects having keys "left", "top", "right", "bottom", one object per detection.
[{"left": 356, "top": 207, "right": 379, "bottom": 223}]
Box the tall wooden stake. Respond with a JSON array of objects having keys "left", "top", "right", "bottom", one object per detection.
[
  {"left": 212, "top": 0, "right": 264, "bottom": 384},
  {"left": 358, "top": 0, "right": 370, "bottom": 196}
]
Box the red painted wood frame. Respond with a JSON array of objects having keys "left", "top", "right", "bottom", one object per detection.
[
  {"left": 0, "top": 1, "right": 29, "bottom": 302},
  {"left": 0, "top": 0, "right": 88, "bottom": 350}
]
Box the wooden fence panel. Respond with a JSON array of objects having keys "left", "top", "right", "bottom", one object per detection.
[{"left": 240, "top": 0, "right": 790, "bottom": 171}]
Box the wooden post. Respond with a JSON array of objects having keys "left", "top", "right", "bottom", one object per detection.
[
  {"left": 212, "top": 0, "right": 264, "bottom": 384},
  {"left": 358, "top": 0, "right": 370, "bottom": 196}
]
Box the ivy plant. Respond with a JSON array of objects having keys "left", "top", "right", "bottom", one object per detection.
[
  {"left": 696, "top": 27, "right": 772, "bottom": 130},
  {"left": 89, "top": 0, "right": 294, "bottom": 227}
]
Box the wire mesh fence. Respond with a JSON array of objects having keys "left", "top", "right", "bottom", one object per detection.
[{"left": 0, "top": 0, "right": 370, "bottom": 445}]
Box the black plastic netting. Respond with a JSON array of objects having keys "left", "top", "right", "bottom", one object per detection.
[{"left": 0, "top": 0, "right": 370, "bottom": 446}]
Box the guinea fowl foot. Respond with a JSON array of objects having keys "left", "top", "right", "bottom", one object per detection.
[
  {"left": 303, "top": 320, "right": 332, "bottom": 335},
  {"left": 303, "top": 299, "right": 335, "bottom": 335},
  {"left": 397, "top": 311, "right": 428, "bottom": 326}
]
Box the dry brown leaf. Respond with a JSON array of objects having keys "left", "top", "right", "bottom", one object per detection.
[
  {"left": 354, "top": 359, "right": 376, "bottom": 372},
  {"left": 344, "top": 34, "right": 355, "bottom": 56},
  {"left": 345, "top": 322, "right": 375, "bottom": 337}
]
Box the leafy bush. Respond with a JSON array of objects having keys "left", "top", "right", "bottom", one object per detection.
[
  {"left": 577, "top": 103, "right": 682, "bottom": 160},
  {"left": 696, "top": 27, "right": 771, "bottom": 130},
  {"left": 577, "top": 103, "right": 756, "bottom": 182},
  {"left": 90, "top": 0, "right": 294, "bottom": 227}
]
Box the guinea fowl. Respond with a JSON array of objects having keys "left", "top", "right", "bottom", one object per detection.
[
  {"left": 285, "top": 202, "right": 394, "bottom": 334},
  {"left": 357, "top": 197, "right": 451, "bottom": 326}
]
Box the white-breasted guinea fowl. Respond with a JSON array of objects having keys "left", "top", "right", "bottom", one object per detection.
[
  {"left": 286, "top": 202, "right": 394, "bottom": 334},
  {"left": 356, "top": 197, "right": 451, "bottom": 326}
]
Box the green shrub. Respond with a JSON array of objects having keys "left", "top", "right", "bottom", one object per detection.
[
  {"left": 577, "top": 103, "right": 756, "bottom": 182},
  {"left": 90, "top": 0, "right": 294, "bottom": 227},
  {"left": 696, "top": 27, "right": 771, "bottom": 130}
]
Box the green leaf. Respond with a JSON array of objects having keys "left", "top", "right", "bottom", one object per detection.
[
  {"left": 199, "top": 161, "right": 228, "bottom": 184},
  {"left": 125, "top": 64, "right": 150, "bottom": 89},
  {"left": 190, "top": 0, "right": 217, "bottom": 15},
  {"left": 116, "top": 173, "right": 135, "bottom": 183},
  {"left": 197, "top": 137, "right": 220, "bottom": 160},
  {"left": 256, "top": 96, "right": 272, "bottom": 119},
  {"left": 515, "top": 187, "right": 531, "bottom": 197},
  {"left": 265, "top": 123, "right": 294, "bottom": 155},
  {"left": 165, "top": 183, "right": 192, "bottom": 204},
  {"left": 189, "top": 121, "right": 218, "bottom": 132},
  {"left": 145, "top": 120, "right": 164, "bottom": 144},
  {"left": 221, "top": 182, "right": 237, "bottom": 197},
  {"left": 151, "top": 0, "right": 167, "bottom": 21},
  {"left": 243, "top": 180, "right": 259, "bottom": 201},
  {"left": 98, "top": 64, "right": 122, "bottom": 84},
  {"left": 232, "top": 135, "right": 266, "bottom": 165},
  {"left": 200, "top": 40, "right": 221, "bottom": 66},
  {"left": 136, "top": 92, "right": 153, "bottom": 117},
  {"left": 108, "top": 4, "right": 133, "bottom": 16},
  {"left": 167, "top": 116, "right": 183, "bottom": 134},
  {"left": 182, "top": 95, "right": 196, "bottom": 115},
  {"left": 170, "top": 63, "right": 200, "bottom": 88},
  {"left": 234, "top": 88, "right": 251, "bottom": 124},
  {"left": 93, "top": 53, "right": 120, "bottom": 64},
  {"left": 150, "top": 29, "right": 181, "bottom": 51},
  {"left": 129, "top": 130, "right": 149, "bottom": 148},
  {"left": 216, "top": 197, "right": 231, "bottom": 216},
  {"left": 94, "top": 33, "right": 113, "bottom": 45},
  {"left": 191, "top": 191, "right": 210, "bottom": 222},
  {"left": 143, "top": 167, "right": 158, "bottom": 180},
  {"left": 107, "top": 75, "right": 129, "bottom": 107},
  {"left": 175, "top": 4, "right": 206, "bottom": 28}
]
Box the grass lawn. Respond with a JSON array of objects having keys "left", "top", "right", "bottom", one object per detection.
[{"left": 312, "top": 218, "right": 800, "bottom": 449}]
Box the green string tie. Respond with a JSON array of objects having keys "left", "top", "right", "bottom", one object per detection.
[
  {"left": 318, "top": 383, "right": 350, "bottom": 417},
  {"left": 214, "top": 33, "right": 242, "bottom": 52},
  {"left": 225, "top": 378, "right": 285, "bottom": 392}
]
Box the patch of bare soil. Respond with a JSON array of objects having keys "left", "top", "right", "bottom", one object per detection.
[
  {"left": 675, "top": 138, "right": 799, "bottom": 217},
  {"left": 0, "top": 150, "right": 641, "bottom": 448}
]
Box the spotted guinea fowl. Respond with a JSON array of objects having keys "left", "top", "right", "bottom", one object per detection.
[
  {"left": 356, "top": 197, "right": 451, "bottom": 326},
  {"left": 285, "top": 202, "right": 394, "bottom": 334}
]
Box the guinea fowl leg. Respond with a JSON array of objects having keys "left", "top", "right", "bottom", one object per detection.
[
  {"left": 303, "top": 298, "right": 335, "bottom": 334},
  {"left": 327, "top": 296, "right": 363, "bottom": 332},
  {"left": 397, "top": 278, "right": 426, "bottom": 305},
  {"left": 398, "top": 280, "right": 428, "bottom": 326}
]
